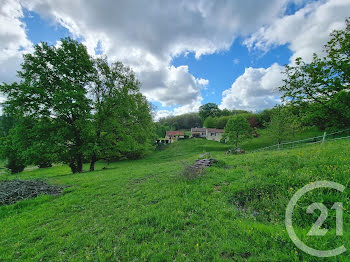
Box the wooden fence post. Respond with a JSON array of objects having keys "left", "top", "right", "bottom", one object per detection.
[{"left": 322, "top": 131, "right": 327, "bottom": 144}]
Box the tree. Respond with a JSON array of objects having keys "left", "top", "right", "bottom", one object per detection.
[
  {"left": 89, "top": 58, "right": 155, "bottom": 171},
  {"left": 220, "top": 109, "right": 231, "bottom": 116},
  {"left": 199, "top": 103, "right": 220, "bottom": 122},
  {"left": 256, "top": 109, "right": 273, "bottom": 127},
  {"left": 223, "top": 115, "right": 251, "bottom": 148},
  {"left": 0, "top": 123, "right": 27, "bottom": 173},
  {"left": 215, "top": 116, "right": 230, "bottom": 129},
  {"left": 155, "top": 123, "right": 170, "bottom": 138},
  {"left": 248, "top": 116, "right": 259, "bottom": 129},
  {"left": 0, "top": 114, "right": 15, "bottom": 138},
  {"left": 267, "top": 105, "right": 300, "bottom": 145},
  {"left": 280, "top": 18, "right": 350, "bottom": 128},
  {"left": 203, "top": 116, "right": 217, "bottom": 128},
  {"left": 0, "top": 38, "right": 95, "bottom": 173},
  {"left": 158, "top": 113, "right": 202, "bottom": 130}
]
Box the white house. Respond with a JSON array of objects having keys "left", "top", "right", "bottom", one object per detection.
[{"left": 206, "top": 128, "right": 225, "bottom": 142}]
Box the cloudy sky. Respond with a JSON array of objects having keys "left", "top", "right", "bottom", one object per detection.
[{"left": 1, "top": 0, "right": 349, "bottom": 118}]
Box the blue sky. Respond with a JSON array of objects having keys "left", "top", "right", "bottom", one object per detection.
[
  {"left": 20, "top": 8, "right": 293, "bottom": 111},
  {"left": 1, "top": 0, "right": 349, "bottom": 118}
]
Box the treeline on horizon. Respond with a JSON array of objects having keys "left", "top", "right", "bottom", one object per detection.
[
  {"left": 1, "top": 18, "right": 350, "bottom": 174},
  {"left": 155, "top": 106, "right": 269, "bottom": 137}
]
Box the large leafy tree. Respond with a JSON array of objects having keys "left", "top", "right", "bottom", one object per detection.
[
  {"left": 267, "top": 105, "right": 300, "bottom": 145},
  {"left": 223, "top": 115, "right": 251, "bottom": 148},
  {"left": 199, "top": 103, "right": 221, "bottom": 122},
  {"left": 0, "top": 38, "right": 95, "bottom": 173},
  {"left": 280, "top": 18, "right": 350, "bottom": 128},
  {"left": 203, "top": 116, "right": 217, "bottom": 128},
  {"left": 0, "top": 114, "right": 15, "bottom": 138},
  {"left": 89, "top": 58, "right": 155, "bottom": 170}
]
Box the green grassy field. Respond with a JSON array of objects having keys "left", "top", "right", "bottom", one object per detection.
[
  {"left": 240, "top": 126, "right": 324, "bottom": 151},
  {"left": 0, "top": 137, "right": 349, "bottom": 261}
]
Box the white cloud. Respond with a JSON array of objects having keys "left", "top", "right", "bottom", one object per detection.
[
  {"left": 19, "top": 0, "right": 292, "bottom": 113},
  {"left": 153, "top": 96, "right": 203, "bottom": 121},
  {"left": 220, "top": 0, "right": 350, "bottom": 112},
  {"left": 153, "top": 110, "right": 173, "bottom": 121},
  {"left": 0, "top": 0, "right": 33, "bottom": 84},
  {"left": 244, "top": 0, "right": 350, "bottom": 63},
  {"left": 3, "top": 0, "right": 347, "bottom": 116},
  {"left": 139, "top": 65, "right": 207, "bottom": 106},
  {"left": 220, "top": 63, "right": 283, "bottom": 111}
]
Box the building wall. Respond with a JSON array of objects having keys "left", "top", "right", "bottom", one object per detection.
[{"left": 206, "top": 131, "right": 223, "bottom": 142}]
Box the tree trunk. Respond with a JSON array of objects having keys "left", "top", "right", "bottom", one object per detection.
[
  {"left": 90, "top": 152, "right": 97, "bottom": 171},
  {"left": 69, "top": 162, "right": 78, "bottom": 173},
  {"left": 77, "top": 154, "right": 83, "bottom": 173},
  {"left": 69, "top": 155, "right": 83, "bottom": 173}
]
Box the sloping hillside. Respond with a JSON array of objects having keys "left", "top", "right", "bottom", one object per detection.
[{"left": 0, "top": 138, "right": 349, "bottom": 261}]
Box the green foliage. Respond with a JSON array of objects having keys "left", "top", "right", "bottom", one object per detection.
[
  {"left": 199, "top": 103, "right": 220, "bottom": 121},
  {"left": 267, "top": 105, "right": 301, "bottom": 144},
  {"left": 89, "top": 58, "right": 155, "bottom": 170},
  {"left": 154, "top": 123, "right": 170, "bottom": 138},
  {"left": 215, "top": 116, "right": 230, "bottom": 129},
  {"left": 157, "top": 113, "right": 202, "bottom": 130},
  {"left": 223, "top": 115, "right": 251, "bottom": 147},
  {"left": 280, "top": 18, "right": 350, "bottom": 129},
  {"left": 0, "top": 38, "right": 94, "bottom": 173},
  {"left": 0, "top": 125, "right": 27, "bottom": 173},
  {"left": 0, "top": 38, "right": 155, "bottom": 174},
  {"left": 0, "top": 114, "right": 15, "bottom": 138},
  {"left": 255, "top": 109, "right": 273, "bottom": 127},
  {"left": 203, "top": 116, "right": 217, "bottom": 128}
]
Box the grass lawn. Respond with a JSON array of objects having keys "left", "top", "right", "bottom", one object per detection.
[
  {"left": 0, "top": 138, "right": 349, "bottom": 261},
  {"left": 240, "top": 126, "right": 324, "bottom": 151}
]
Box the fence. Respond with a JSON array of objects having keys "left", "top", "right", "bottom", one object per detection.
[{"left": 252, "top": 128, "right": 350, "bottom": 153}]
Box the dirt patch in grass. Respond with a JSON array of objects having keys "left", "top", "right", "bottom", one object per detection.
[{"left": 0, "top": 179, "right": 64, "bottom": 206}]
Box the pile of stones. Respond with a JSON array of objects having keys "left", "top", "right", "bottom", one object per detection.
[
  {"left": 0, "top": 179, "right": 63, "bottom": 206},
  {"left": 192, "top": 158, "right": 218, "bottom": 169},
  {"left": 191, "top": 153, "right": 218, "bottom": 169}
]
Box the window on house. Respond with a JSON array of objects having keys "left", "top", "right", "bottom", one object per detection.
[{"left": 211, "top": 133, "right": 215, "bottom": 136}]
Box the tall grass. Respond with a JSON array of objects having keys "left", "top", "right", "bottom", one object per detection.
[{"left": 0, "top": 138, "right": 349, "bottom": 261}]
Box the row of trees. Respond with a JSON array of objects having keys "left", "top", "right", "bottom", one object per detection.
[
  {"left": 199, "top": 103, "right": 249, "bottom": 122},
  {"left": 202, "top": 109, "right": 272, "bottom": 130},
  {"left": 0, "top": 38, "right": 155, "bottom": 174},
  {"left": 155, "top": 113, "right": 201, "bottom": 137},
  {"left": 222, "top": 105, "right": 301, "bottom": 148}
]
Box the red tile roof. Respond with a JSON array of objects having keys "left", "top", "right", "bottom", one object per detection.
[
  {"left": 166, "top": 131, "right": 184, "bottom": 136},
  {"left": 191, "top": 128, "right": 207, "bottom": 132},
  {"left": 206, "top": 128, "right": 224, "bottom": 133}
]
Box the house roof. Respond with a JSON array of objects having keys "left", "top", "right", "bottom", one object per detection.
[
  {"left": 206, "top": 128, "right": 225, "bottom": 133},
  {"left": 166, "top": 131, "right": 184, "bottom": 136},
  {"left": 191, "top": 128, "right": 206, "bottom": 132}
]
